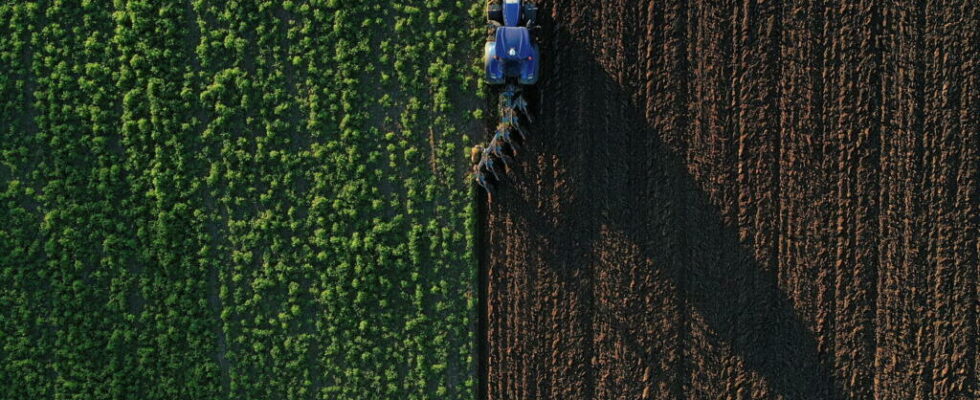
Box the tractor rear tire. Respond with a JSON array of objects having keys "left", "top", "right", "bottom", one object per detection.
[
  {"left": 523, "top": 2, "right": 538, "bottom": 25},
  {"left": 487, "top": 3, "right": 503, "bottom": 24}
]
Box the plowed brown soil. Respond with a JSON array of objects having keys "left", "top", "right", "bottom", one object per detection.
[{"left": 482, "top": 0, "right": 977, "bottom": 399}]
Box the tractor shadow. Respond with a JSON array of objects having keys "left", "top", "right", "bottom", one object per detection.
[{"left": 483, "top": 17, "right": 847, "bottom": 400}]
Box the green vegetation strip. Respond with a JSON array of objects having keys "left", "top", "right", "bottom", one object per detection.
[{"left": 0, "top": 1, "right": 485, "bottom": 399}]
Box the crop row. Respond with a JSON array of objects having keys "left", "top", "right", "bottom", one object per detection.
[{"left": 0, "top": 1, "right": 484, "bottom": 399}]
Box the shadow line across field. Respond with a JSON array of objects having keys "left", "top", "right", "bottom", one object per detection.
[{"left": 482, "top": 21, "right": 847, "bottom": 399}]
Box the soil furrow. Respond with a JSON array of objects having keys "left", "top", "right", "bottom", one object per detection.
[{"left": 484, "top": 1, "right": 977, "bottom": 398}]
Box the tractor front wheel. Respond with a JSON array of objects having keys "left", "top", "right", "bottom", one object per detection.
[
  {"left": 487, "top": 3, "right": 503, "bottom": 24},
  {"left": 522, "top": 2, "right": 538, "bottom": 25}
]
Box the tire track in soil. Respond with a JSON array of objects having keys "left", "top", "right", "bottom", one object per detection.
[{"left": 483, "top": 0, "right": 977, "bottom": 399}]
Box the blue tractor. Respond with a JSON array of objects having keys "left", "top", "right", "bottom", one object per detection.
[
  {"left": 473, "top": 0, "right": 540, "bottom": 198},
  {"left": 484, "top": 0, "right": 539, "bottom": 85}
]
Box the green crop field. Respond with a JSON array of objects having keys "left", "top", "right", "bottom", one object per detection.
[{"left": 0, "top": 1, "right": 484, "bottom": 399}]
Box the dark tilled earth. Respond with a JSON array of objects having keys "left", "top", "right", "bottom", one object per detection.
[{"left": 482, "top": 0, "right": 977, "bottom": 398}]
